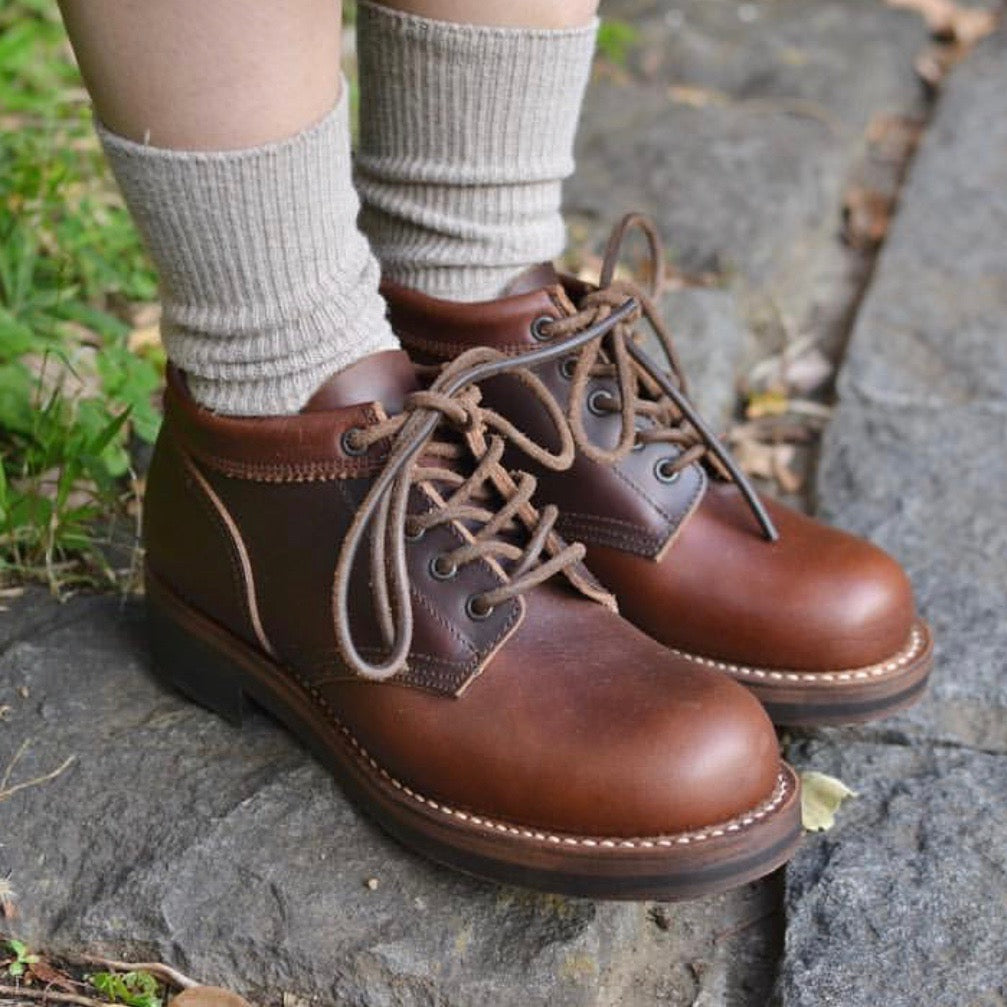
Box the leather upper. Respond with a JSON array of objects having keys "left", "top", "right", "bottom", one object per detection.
[
  {"left": 383, "top": 277, "right": 918, "bottom": 673},
  {"left": 144, "top": 351, "right": 783, "bottom": 836}
]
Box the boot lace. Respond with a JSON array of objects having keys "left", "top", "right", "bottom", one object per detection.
[
  {"left": 334, "top": 300, "right": 639, "bottom": 681},
  {"left": 541, "top": 212, "right": 779, "bottom": 542}
]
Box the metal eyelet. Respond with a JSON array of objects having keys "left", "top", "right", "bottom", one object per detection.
[
  {"left": 404, "top": 521, "right": 425, "bottom": 543},
  {"left": 530, "top": 315, "right": 555, "bottom": 342},
  {"left": 587, "top": 389, "right": 613, "bottom": 416},
  {"left": 341, "top": 427, "right": 368, "bottom": 457},
  {"left": 654, "top": 457, "right": 681, "bottom": 484},
  {"left": 429, "top": 554, "right": 458, "bottom": 580},
  {"left": 559, "top": 356, "right": 577, "bottom": 380},
  {"left": 466, "top": 595, "right": 495, "bottom": 620}
]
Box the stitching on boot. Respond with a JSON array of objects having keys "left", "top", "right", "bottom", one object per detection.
[{"left": 669, "top": 624, "right": 928, "bottom": 684}]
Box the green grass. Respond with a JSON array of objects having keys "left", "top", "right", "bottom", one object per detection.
[{"left": 0, "top": 1, "right": 161, "bottom": 594}]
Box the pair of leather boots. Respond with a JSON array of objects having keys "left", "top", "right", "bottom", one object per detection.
[{"left": 144, "top": 216, "right": 932, "bottom": 900}]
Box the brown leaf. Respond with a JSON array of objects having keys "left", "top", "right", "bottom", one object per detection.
[
  {"left": 29, "top": 961, "right": 78, "bottom": 993},
  {"left": 772, "top": 444, "right": 804, "bottom": 495},
  {"left": 128, "top": 323, "right": 162, "bottom": 354},
  {"left": 170, "top": 986, "right": 253, "bottom": 1007},
  {"left": 668, "top": 84, "right": 729, "bottom": 108},
  {"left": 865, "top": 114, "right": 924, "bottom": 163},
  {"left": 843, "top": 187, "right": 893, "bottom": 250}
]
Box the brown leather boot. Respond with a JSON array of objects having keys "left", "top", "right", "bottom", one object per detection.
[
  {"left": 383, "top": 215, "right": 933, "bottom": 726},
  {"left": 143, "top": 345, "right": 800, "bottom": 899}
]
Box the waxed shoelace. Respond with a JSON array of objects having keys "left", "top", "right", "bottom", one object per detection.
[
  {"left": 541, "top": 212, "right": 779, "bottom": 543},
  {"left": 333, "top": 299, "right": 639, "bottom": 681}
]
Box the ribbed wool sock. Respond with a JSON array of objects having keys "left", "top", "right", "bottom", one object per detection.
[
  {"left": 97, "top": 83, "right": 398, "bottom": 415},
  {"left": 354, "top": 2, "right": 597, "bottom": 302}
]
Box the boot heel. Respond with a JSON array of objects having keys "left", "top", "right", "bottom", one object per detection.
[{"left": 147, "top": 590, "right": 248, "bottom": 727}]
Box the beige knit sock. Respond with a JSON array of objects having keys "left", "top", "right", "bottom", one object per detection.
[
  {"left": 97, "top": 83, "right": 398, "bottom": 416},
  {"left": 355, "top": 2, "right": 597, "bottom": 303}
]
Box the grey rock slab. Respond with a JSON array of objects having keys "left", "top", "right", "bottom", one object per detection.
[
  {"left": 839, "top": 31, "right": 1007, "bottom": 408},
  {"left": 816, "top": 402, "right": 1007, "bottom": 751},
  {"left": 655, "top": 286, "right": 759, "bottom": 427},
  {"left": 1, "top": 591, "right": 783, "bottom": 1006},
  {"left": 778, "top": 738, "right": 1007, "bottom": 1007},
  {"left": 570, "top": 0, "right": 928, "bottom": 350}
]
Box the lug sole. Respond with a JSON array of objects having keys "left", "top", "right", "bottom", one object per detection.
[
  {"left": 670, "top": 620, "right": 933, "bottom": 728},
  {"left": 145, "top": 568, "right": 803, "bottom": 901}
]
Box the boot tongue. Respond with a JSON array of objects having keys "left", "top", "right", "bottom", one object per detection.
[
  {"left": 301, "top": 349, "right": 419, "bottom": 415},
  {"left": 500, "top": 262, "right": 562, "bottom": 296}
]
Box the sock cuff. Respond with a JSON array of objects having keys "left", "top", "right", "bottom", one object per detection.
[
  {"left": 98, "top": 80, "right": 399, "bottom": 415},
  {"left": 355, "top": 2, "right": 597, "bottom": 186}
]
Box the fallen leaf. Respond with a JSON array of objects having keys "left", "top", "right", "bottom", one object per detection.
[
  {"left": 170, "top": 986, "right": 251, "bottom": 1007},
  {"left": 128, "top": 323, "right": 162, "bottom": 355},
  {"left": 730, "top": 439, "right": 778, "bottom": 482},
  {"left": 771, "top": 444, "right": 804, "bottom": 495},
  {"left": 745, "top": 389, "right": 790, "bottom": 420},
  {"left": 865, "top": 113, "right": 924, "bottom": 164},
  {"left": 668, "top": 84, "right": 730, "bottom": 108},
  {"left": 800, "top": 771, "right": 857, "bottom": 832},
  {"left": 29, "top": 960, "right": 78, "bottom": 993},
  {"left": 843, "top": 187, "right": 893, "bottom": 250}
]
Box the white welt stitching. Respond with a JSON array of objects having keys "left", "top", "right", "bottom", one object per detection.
[
  {"left": 669, "top": 624, "right": 928, "bottom": 684},
  {"left": 293, "top": 668, "right": 794, "bottom": 850}
]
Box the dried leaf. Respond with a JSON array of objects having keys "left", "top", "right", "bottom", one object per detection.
[
  {"left": 745, "top": 390, "right": 790, "bottom": 420},
  {"left": 128, "top": 323, "right": 162, "bottom": 354},
  {"left": 865, "top": 113, "right": 924, "bottom": 163},
  {"left": 170, "top": 986, "right": 252, "bottom": 1007},
  {"left": 731, "top": 439, "right": 778, "bottom": 481},
  {"left": 29, "top": 960, "right": 78, "bottom": 993},
  {"left": 772, "top": 444, "right": 804, "bottom": 495},
  {"left": 668, "top": 84, "right": 729, "bottom": 108},
  {"left": 800, "top": 771, "right": 857, "bottom": 832},
  {"left": 843, "top": 187, "right": 893, "bottom": 250}
]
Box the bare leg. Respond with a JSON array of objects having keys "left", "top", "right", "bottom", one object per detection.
[
  {"left": 57, "top": 0, "right": 343, "bottom": 149},
  {"left": 380, "top": 0, "right": 597, "bottom": 28}
]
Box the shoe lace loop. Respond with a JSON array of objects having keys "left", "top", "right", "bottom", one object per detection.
[
  {"left": 334, "top": 300, "right": 639, "bottom": 681},
  {"left": 543, "top": 212, "right": 779, "bottom": 543}
]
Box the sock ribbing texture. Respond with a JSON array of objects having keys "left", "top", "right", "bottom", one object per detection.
[
  {"left": 355, "top": 2, "right": 597, "bottom": 302},
  {"left": 97, "top": 84, "right": 398, "bottom": 416}
]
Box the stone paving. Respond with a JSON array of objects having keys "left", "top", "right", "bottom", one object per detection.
[{"left": 2, "top": 3, "right": 1006, "bottom": 1006}]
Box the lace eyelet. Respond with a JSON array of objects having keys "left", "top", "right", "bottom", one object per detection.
[
  {"left": 654, "top": 457, "right": 681, "bottom": 484},
  {"left": 632, "top": 440, "right": 646, "bottom": 453},
  {"left": 559, "top": 356, "right": 577, "bottom": 380},
  {"left": 341, "top": 427, "right": 368, "bottom": 457},
  {"left": 530, "top": 315, "right": 555, "bottom": 342},
  {"left": 404, "top": 521, "right": 425, "bottom": 543},
  {"left": 466, "top": 595, "right": 495, "bottom": 620},
  {"left": 429, "top": 554, "right": 458, "bottom": 580},
  {"left": 587, "top": 389, "right": 613, "bottom": 416}
]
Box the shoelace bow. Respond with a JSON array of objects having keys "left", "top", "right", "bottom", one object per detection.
[
  {"left": 334, "top": 300, "right": 639, "bottom": 681},
  {"left": 541, "top": 212, "right": 779, "bottom": 543}
]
